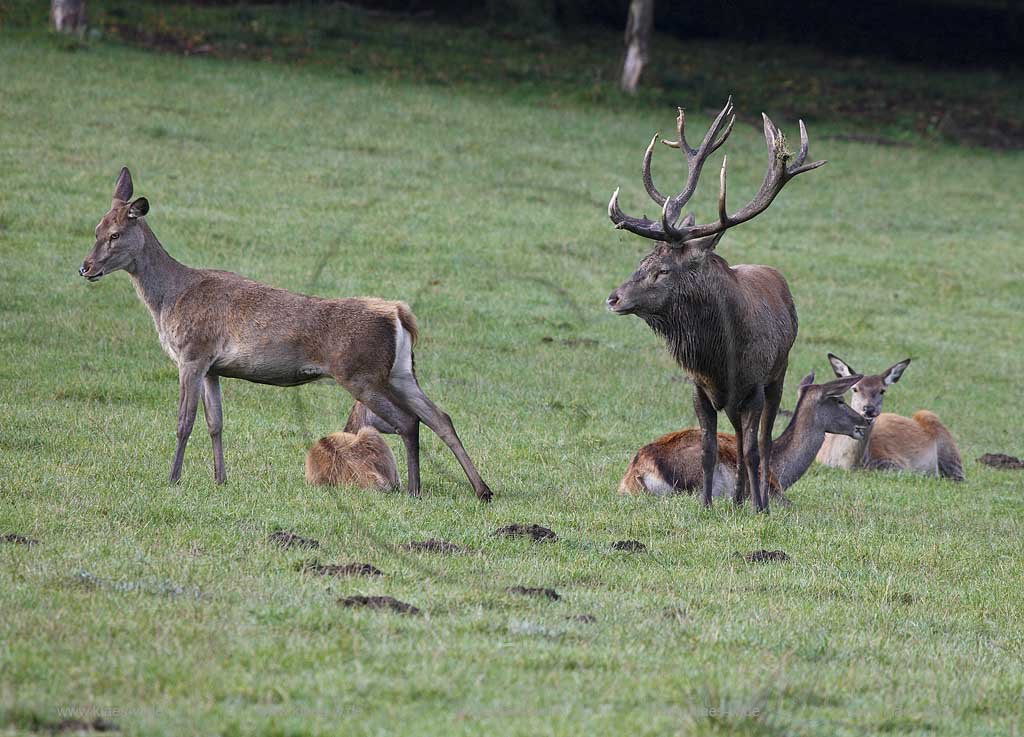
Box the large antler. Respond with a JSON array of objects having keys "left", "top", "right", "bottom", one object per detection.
[{"left": 608, "top": 98, "right": 826, "bottom": 246}]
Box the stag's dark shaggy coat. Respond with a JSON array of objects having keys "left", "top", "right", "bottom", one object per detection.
[{"left": 607, "top": 98, "right": 826, "bottom": 512}]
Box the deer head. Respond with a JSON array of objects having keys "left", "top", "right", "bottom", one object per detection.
[
  {"left": 796, "top": 371, "right": 870, "bottom": 440},
  {"left": 79, "top": 167, "right": 151, "bottom": 281},
  {"left": 605, "top": 98, "right": 825, "bottom": 316},
  {"left": 827, "top": 353, "right": 911, "bottom": 420}
]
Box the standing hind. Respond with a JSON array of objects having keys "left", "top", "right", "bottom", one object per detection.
[{"left": 79, "top": 167, "right": 492, "bottom": 499}]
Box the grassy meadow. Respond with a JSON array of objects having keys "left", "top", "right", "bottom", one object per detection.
[{"left": 1, "top": 4, "right": 1023, "bottom": 736}]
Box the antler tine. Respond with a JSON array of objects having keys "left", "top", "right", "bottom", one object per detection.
[
  {"left": 787, "top": 119, "right": 827, "bottom": 176},
  {"left": 608, "top": 187, "right": 667, "bottom": 241},
  {"left": 708, "top": 112, "right": 736, "bottom": 156},
  {"left": 661, "top": 107, "right": 691, "bottom": 152},
  {"left": 718, "top": 155, "right": 729, "bottom": 226},
  {"left": 701, "top": 96, "right": 735, "bottom": 155},
  {"left": 641, "top": 133, "right": 667, "bottom": 206}
]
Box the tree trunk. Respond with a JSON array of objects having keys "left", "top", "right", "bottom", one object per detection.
[
  {"left": 620, "top": 0, "right": 654, "bottom": 94},
  {"left": 51, "top": 0, "right": 86, "bottom": 34}
]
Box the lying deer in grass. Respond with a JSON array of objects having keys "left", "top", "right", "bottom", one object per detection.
[
  {"left": 815, "top": 354, "right": 965, "bottom": 481},
  {"left": 606, "top": 97, "right": 826, "bottom": 512},
  {"left": 305, "top": 404, "right": 399, "bottom": 490},
  {"left": 79, "top": 168, "right": 493, "bottom": 500},
  {"left": 620, "top": 372, "right": 867, "bottom": 502}
]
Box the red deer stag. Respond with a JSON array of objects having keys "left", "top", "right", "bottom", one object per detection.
[
  {"left": 305, "top": 405, "right": 400, "bottom": 490},
  {"left": 606, "top": 98, "right": 826, "bottom": 512},
  {"left": 79, "top": 168, "right": 492, "bottom": 501},
  {"left": 816, "top": 354, "right": 965, "bottom": 480},
  {"left": 619, "top": 372, "right": 868, "bottom": 503}
]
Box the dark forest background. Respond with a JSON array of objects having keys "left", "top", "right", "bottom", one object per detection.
[{"left": 180, "top": 0, "right": 1023, "bottom": 67}]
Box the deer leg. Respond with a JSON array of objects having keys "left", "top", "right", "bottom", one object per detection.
[
  {"left": 202, "top": 374, "right": 226, "bottom": 485},
  {"left": 740, "top": 387, "right": 766, "bottom": 512},
  {"left": 169, "top": 363, "right": 206, "bottom": 484},
  {"left": 693, "top": 387, "right": 718, "bottom": 508},
  {"left": 350, "top": 390, "right": 421, "bottom": 497},
  {"left": 387, "top": 375, "right": 492, "bottom": 502},
  {"left": 759, "top": 379, "right": 784, "bottom": 513},
  {"left": 727, "top": 409, "right": 746, "bottom": 506}
]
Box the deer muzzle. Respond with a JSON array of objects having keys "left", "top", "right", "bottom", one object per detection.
[{"left": 79, "top": 261, "right": 103, "bottom": 281}]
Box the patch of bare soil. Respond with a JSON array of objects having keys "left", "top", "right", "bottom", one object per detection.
[
  {"left": 300, "top": 560, "right": 382, "bottom": 577},
  {"left": 737, "top": 549, "right": 791, "bottom": 563},
  {"left": 978, "top": 453, "right": 1024, "bottom": 470},
  {"left": 507, "top": 586, "right": 560, "bottom": 600},
  {"left": 399, "top": 539, "right": 465, "bottom": 554},
  {"left": 339, "top": 595, "right": 421, "bottom": 615},
  {"left": 566, "top": 614, "right": 596, "bottom": 623},
  {"left": 492, "top": 524, "right": 557, "bottom": 542},
  {"left": 55, "top": 718, "right": 120, "bottom": 733},
  {"left": 540, "top": 336, "right": 598, "bottom": 347},
  {"left": 267, "top": 530, "right": 320, "bottom": 550},
  {"left": 611, "top": 540, "right": 646, "bottom": 552},
  {"left": 1, "top": 533, "right": 38, "bottom": 546},
  {"left": 887, "top": 591, "right": 917, "bottom": 606}
]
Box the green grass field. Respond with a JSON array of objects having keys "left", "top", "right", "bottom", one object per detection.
[{"left": 1, "top": 4, "right": 1023, "bottom": 736}]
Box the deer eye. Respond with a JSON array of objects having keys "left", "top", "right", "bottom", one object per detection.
[
  {"left": 109, "top": 232, "right": 120, "bottom": 241},
  {"left": 656, "top": 268, "right": 670, "bottom": 276},
  {"left": 852, "top": 387, "right": 859, "bottom": 393}
]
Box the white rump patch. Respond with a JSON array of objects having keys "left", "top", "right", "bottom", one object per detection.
[
  {"left": 642, "top": 472, "right": 673, "bottom": 496},
  {"left": 390, "top": 315, "right": 415, "bottom": 385}
]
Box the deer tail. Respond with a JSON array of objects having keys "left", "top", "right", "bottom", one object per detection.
[
  {"left": 395, "top": 302, "right": 419, "bottom": 347},
  {"left": 913, "top": 410, "right": 965, "bottom": 482}
]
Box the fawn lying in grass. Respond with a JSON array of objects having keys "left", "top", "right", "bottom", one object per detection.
[
  {"left": 305, "top": 403, "right": 399, "bottom": 490},
  {"left": 816, "top": 354, "right": 965, "bottom": 481}
]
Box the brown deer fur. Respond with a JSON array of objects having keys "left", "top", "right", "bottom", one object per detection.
[
  {"left": 80, "top": 168, "right": 492, "bottom": 500},
  {"left": 815, "top": 354, "right": 964, "bottom": 481},
  {"left": 305, "top": 426, "right": 399, "bottom": 490},
  {"left": 606, "top": 98, "right": 826, "bottom": 512},
  {"left": 620, "top": 373, "right": 867, "bottom": 500}
]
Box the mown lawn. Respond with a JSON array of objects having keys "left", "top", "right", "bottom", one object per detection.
[{"left": 1, "top": 5, "right": 1023, "bottom": 737}]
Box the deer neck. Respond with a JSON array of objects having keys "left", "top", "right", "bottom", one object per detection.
[
  {"left": 125, "top": 224, "right": 193, "bottom": 324},
  {"left": 644, "top": 259, "right": 739, "bottom": 396},
  {"left": 817, "top": 428, "right": 870, "bottom": 469},
  {"left": 771, "top": 394, "right": 828, "bottom": 490}
]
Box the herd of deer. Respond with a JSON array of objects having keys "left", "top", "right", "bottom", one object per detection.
[{"left": 79, "top": 98, "right": 963, "bottom": 512}]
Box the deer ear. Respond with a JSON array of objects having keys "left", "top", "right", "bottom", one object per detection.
[
  {"left": 883, "top": 358, "right": 911, "bottom": 386},
  {"left": 113, "top": 167, "right": 133, "bottom": 202},
  {"left": 824, "top": 374, "right": 863, "bottom": 397},
  {"left": 687, "top": 232, "right": 725, "bottom": 252},
  {"left": 799, "top": 372, "right": 815, "bottom": 389},
  {"left": 827, "top": 353, "right": 855, "bottom": 378},
  {"left": 127, "top": 197, "right": 149, "bottom": 219}
]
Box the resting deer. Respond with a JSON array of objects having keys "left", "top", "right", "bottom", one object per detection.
[
  {"left": 606, "top": 97, "right": 826, "bottom": 512},
  {"left": 816, "top": 354, "right": 965, "bottom": 480},
  {"left": 619, "top": 372, "right": 867, "bottom": 502},
  {"left": 305, "top": 404, "right": 399, "bottom": 490},
  {"left": 79, "top": 168, "right": 493, "bottom": 500}
]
